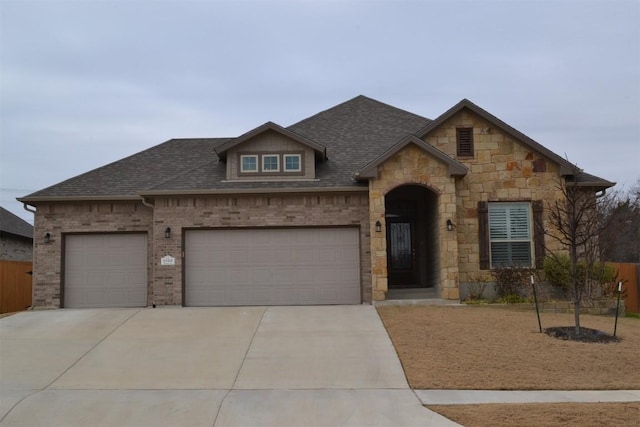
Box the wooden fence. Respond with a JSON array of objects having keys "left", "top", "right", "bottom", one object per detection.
[
  {"left": 0, "top": 260, "right": 33, "bottom": 314},
  {"left": 612, "top": 262, "right": 640, "bottom": 313}
]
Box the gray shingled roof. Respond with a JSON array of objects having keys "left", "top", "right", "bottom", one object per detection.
[
  {"left": 146, "top": 95, "right": 431, "bottom": 192},
  {"left": 20, "top": 138, "right": 231, "bottom": 200},
  {"left": 19, "top": 95, "right": 613, "bottom": 201},
  {"left": 0, "top": 207, "right": 33, "bottom": 239}
]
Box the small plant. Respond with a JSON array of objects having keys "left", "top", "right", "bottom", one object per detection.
[
  {"left": 465, "top": 275, "right": 491, "bottom": 302},
  {"left": 490, "top": 266, "right": 536, "bottom": 299}
]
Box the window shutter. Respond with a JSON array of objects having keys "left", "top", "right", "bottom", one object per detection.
[
  {"left": 478, "top": 201, "right": 490, "bottom": 270},
  {"left": 456, "top": 128, "right": 474, "bottom": 157},
  {"left": 532, "top": 200, "right": 545, "bottom": 269}
]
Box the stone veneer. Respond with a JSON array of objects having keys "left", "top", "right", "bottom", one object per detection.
[
  {"left": 369, "top": 109, "right": 567, "bottom": 301},
  {"left": 369, "top": 144, "right": 459, "bottom": 301},
  {"left": 423, "top": 109, "right": 565, "bottom": 286}
]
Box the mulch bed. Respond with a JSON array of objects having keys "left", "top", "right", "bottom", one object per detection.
[{"left": 545, "top": 326, "right": 620, "bottom": 343}]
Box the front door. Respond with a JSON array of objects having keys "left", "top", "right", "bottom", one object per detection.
[{"left": 387, "top": 219, "right": 418, "bottom": 287}]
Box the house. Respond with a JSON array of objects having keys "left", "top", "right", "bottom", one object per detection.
[
  {"left": 19, "top": 96, "right": 614, "bottom": 309},
  {"left": 0, "top": 207, "right": 33, "bottom": 262}
]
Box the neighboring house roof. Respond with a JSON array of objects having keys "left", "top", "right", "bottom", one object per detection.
[
  {"left": 214, "top": 121, "right": 327, "bottom": 160},
  {"left": 0, "top": 207, "right": 33, "bottom": 239},
  {"left": 357, "top": 135, "right": 468, "bottom": 179},
  {"left": 19, "top": 95, "right": 613, "bottom": 202}
]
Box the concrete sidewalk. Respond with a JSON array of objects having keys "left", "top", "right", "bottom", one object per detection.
[
  {"left": 0, "top": 306, "right": 461, "bottom": 427},
  {"left": 416, "top": 389, "right": 640, "bottom": 405}
]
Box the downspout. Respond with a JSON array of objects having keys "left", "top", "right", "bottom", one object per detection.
[
  {"left": 23, "top": 203, "right": 36, "bottom": 214},
  {"left": 140, "top": 196, "right": 155, "bottom": 209},
  {"left": 139, "top": 195, "right": 156, "bottom": 307}
]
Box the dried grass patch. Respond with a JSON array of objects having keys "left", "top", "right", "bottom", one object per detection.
[
  {"left": 377, "top": 305, "right": 640, "bottom": 390},
  {"left": 429, "top": 402, "right": 640, "bottom": 427}
]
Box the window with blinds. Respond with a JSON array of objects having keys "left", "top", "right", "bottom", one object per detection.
[
  {"left": 488, "top": 202, "right": 532, "bottom": 267},
  {"left": 456, "top": 127, "right": 474, "bottom": 157}
]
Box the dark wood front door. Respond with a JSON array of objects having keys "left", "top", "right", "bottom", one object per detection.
[{"left": 387, "top": 220, "right": 418, "bottom": 287}]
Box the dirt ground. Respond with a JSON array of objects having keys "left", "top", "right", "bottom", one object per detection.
[
  {"left": 376, "top": 305, "right": 640, "bottom": 390},
  {"left": 378, "top": 305, "right": 640, "bottom": 426},
  {"left": 429, "top": 402, "right": 640, "bottom": 427}
]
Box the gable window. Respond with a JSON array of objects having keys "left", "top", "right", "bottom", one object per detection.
[
  {"left": 488, "top": 202, "right": 532, "bottom": 267},
  {"left": 456, "top": 127, "right": 474, "bottom": 157},
  {"left": 240, "top": 155, "right": 258, "bottom": 173},
  {"left": 262, "top": 154, "right": 280, "bottom": 172},
  {"left": 283, "top": 154, "right": 301, "bottom": 172}
]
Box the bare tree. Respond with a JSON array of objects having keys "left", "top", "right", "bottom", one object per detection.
[
  {"left": 542, "top": 163, "right": 614, "bottom": 335},
  {"left": 599, "top": 178, "right": 640, "bottom": 263}
]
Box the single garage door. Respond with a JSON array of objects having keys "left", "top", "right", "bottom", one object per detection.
[
  {"left": 185, "top": 228, "right": 360, "bottom": 306},
  {"left": 64, "top": 234, "right": 147, "bottom": 308}
]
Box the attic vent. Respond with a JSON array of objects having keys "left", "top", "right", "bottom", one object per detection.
[{"left": 456, "top": 127, "right": 474, "bottom": 157}]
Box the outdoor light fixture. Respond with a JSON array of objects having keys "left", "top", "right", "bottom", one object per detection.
[
  {"left": 165, "top": 227, "right": 171, "bottom": 239},
  {"left": 44, "top": 232, "right": 51, "bottom": 244},
  {"left": 375, "top": 221, "right": 382, "bottom": 233},
  {"left": 446, "top": 219, "right": 454, "bottom": 231}
]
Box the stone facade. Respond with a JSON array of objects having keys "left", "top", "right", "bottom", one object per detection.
[
  {"left": 422, "top": 110, "right": 565, "bottom": 285},
  {"left": 369, "top": 144, "right": 459, "bottom": 300},
  {"left": 367, "top": 109, "right": 568, "bottom": 300}
]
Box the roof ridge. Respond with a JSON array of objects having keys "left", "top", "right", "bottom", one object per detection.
[{"left": 288, "top": 94, "right": 431, "bottom": 129}]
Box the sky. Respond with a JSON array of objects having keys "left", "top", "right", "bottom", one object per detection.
[{"left": 1, "top": 0, "right": 639, "bottom": 225}]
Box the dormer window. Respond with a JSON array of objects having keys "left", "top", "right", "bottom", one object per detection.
[
  {"left": 240, "top": 155, "right": 258, "bottom": 173},
  {"left": 262, "top": 155, "right": 280, "bottom": 172},
  {"left": 284, "top": 154, "right": 301, "bottom": 172}
]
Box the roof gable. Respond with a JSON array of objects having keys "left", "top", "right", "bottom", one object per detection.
[
  {"left": 357, "top": 135, "right": 468, "bottom": 179},
  {"left": 416, "top": 99, "right": 575, "bottom": 175},
  {"left": 214, "top": 122, "right": 326, "bottom": 160}
]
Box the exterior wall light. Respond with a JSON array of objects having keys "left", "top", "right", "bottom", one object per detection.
[
  {"left": 44, "top": 232, "right": 51, "bottom": 244},
  {"left": 375, "top": 221, "right": 382, "bottom": 233},
  {"left": 446, "top": 219, "right": 454, "bottom": 231},
  {"left": 165, "top": 227, "right": 171, "bottom": 239}
]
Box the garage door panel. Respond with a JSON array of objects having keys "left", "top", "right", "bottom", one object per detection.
[
  {"left": 64, "top": 234, "right": 147, "bottom": 308},
  {"left": 185, "top": 228, "right": 360, "bottom": 306}
]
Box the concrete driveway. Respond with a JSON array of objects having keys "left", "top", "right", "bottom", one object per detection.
[{"left": 0, "top": 306, "right": 459, "bottom": 426}]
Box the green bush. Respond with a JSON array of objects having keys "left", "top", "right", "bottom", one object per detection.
[{"left": 543, "top": 255, "right": 618, "bottom": 299}]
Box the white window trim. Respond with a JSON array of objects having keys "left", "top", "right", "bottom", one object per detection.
[
  {"left": 240, "top": 154, "right": 258, "bottom": 173},
  {"left": 488, "top": 202, "right": 533, "bottom": 268},
  {"left": 262, "top": 154, "right": 280, "bottom": 172},
  {"left": 283, "top": 154, "right": 302, "bottom": 172}
]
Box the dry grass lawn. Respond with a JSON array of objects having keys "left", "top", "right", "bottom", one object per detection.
[
  {"left": 429, "top": 402, "right": 640, "bottom": 427},
  {"left": 378, "top": 305, "right": 640, "bottom": 426},
  {"left": 376, "top": 305, "right": 640, "bottom": 390}
]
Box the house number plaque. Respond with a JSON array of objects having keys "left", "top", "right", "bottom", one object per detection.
[{"left": 161, "top": 255, "right": 175, "bottom": 266}]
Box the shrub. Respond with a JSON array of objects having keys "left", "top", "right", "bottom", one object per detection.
[
  {"left": 543, "top": 255, "right": 618, "bottom": 301},
  {"left": 490, "top": 266, "right": 536, "bottom": 299}
]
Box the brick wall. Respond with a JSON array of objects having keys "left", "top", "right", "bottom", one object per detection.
[
  {"left": 149, "top": 192, "right": 371, "bottom": 305},
  {"left": 0, "top": 233, "right": 33, "bottom": 262},
  {"left": 32, "top": 201, "right": 153, "bottom": 308}
]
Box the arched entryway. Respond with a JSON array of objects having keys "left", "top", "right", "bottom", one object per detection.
[{"left": 385, "top": 185, "right": 439, "bottom": 290}]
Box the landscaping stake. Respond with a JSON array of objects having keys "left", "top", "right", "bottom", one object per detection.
[
  {"left": 531, "top": 275, "right": 542, "bottom": 333},
  {"left": 613, "top": 281, "right": 622, "bottom": 337}
]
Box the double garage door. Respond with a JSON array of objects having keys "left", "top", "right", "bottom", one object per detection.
[
  {"left": 63, "top": 228, "right": 360, "bottom": 308},
  {"left": 185, "top": 228, "right": 361, "bottom": 306}
]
